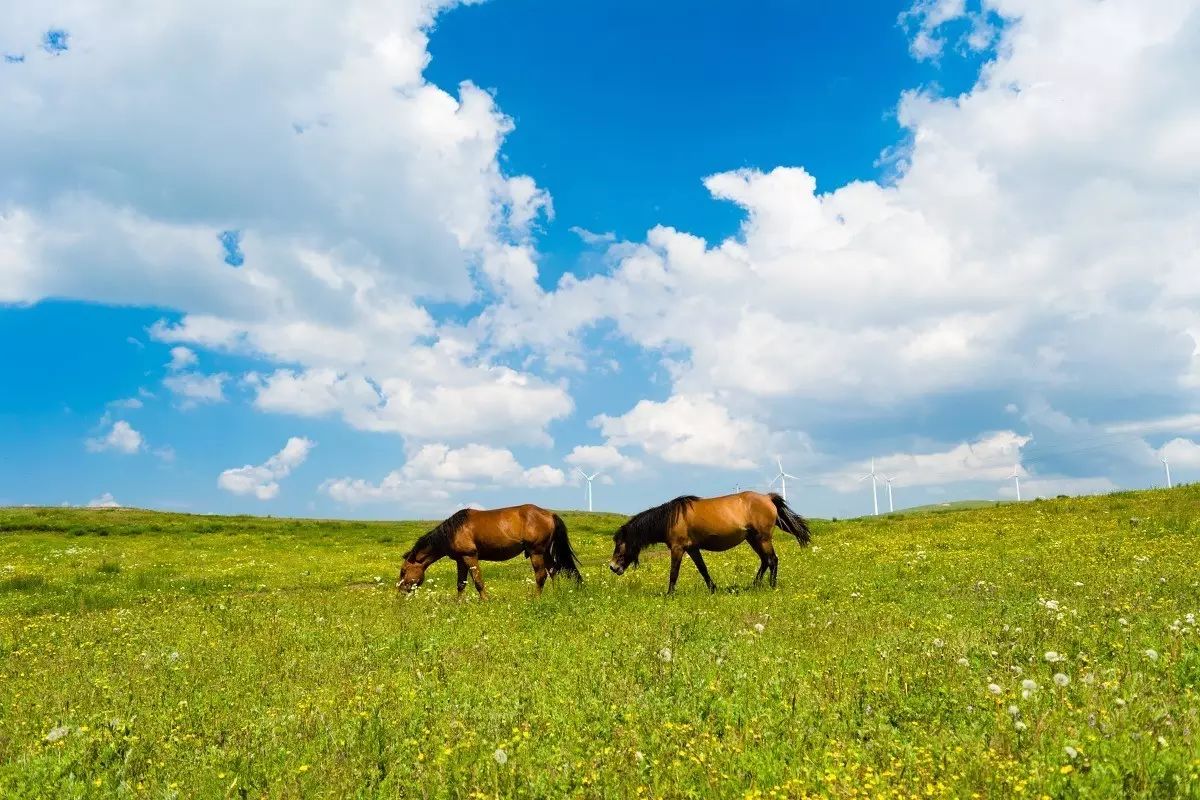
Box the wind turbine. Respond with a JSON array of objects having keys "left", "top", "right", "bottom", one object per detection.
[
  {"left": 574, "top": 468, "right": 600, "bottom": 512},
  {"left": 768, "top": 457, "right": 798, "bottom": 501},
  {"left": 1162, "top": 456, "right": 1173, "bottom": 489},
  {"left": 859, "top": 459, "right": 880, "bottom": 516},
  {"left": 1009, "top": 464, "right": 1022, "bottom": 501},
  {"left": 883, "top": 474, "right": 896, "bottom": 513}
]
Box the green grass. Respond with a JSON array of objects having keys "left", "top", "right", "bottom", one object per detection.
[
  {"left": 885, "top": 499, "right": 1009, "bottom": 516},
  {"left": 1, "top": 489, "right": 1199, "bottom": 798}
]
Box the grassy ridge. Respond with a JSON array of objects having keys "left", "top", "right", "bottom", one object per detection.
[{"left": 1, "top": 490, "right": 1199, "bottom": 798}]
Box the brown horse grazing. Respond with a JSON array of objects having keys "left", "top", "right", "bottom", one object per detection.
[
  {"left": 397, "top": 504, "right": 581, "bottom": 598},
  {"left": 609, "top": 492, "right": 810, "bottom": 593}
]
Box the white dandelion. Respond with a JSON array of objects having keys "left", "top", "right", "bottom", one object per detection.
[
  {"left": 44, "top": 726, "right": 70, "bottom": 743},
  {"left": 1064, "top": 746, "right": 1078, "bottom": 759},
  {"left": 988, "top": 683, "right": 1003, "bottom": 695},
  {"left": 493, "top": 748, "right": 508, "bottom": 765},
  {"left": 1014, "top": 720, "right": 1027, "bottom": 731},
  {"left": 957, "top": 657, "right": 970, "bottom": 667},
  {"left": 753, "top": 623, "right": 765, "bottom": 634},
  {"left": 1054, "top": 673, "right": 1070, "bottom": 687},
  {"left": 658, "top": 647, "right": 673, "bottom": 663},
  {"left": 1044, "top": 651, "right": 1063, "bottom": 663},
  {"left": 1144, "top": 649, "right": 1159, "bottom": 662}
]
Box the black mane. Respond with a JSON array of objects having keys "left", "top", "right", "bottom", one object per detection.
[
  {"left": 614, "top": 495, "right": 698, "bottom": 565},
  {"left": 403, "top": 509, "right": 470, "bottom": 560}
]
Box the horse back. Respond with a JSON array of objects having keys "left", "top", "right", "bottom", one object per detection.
[
  {"left": 454, "top": 504, "right": 556, "bottom": 558},
  {"left": 688, "top": 493, "right": 777, "bottom": 539}
]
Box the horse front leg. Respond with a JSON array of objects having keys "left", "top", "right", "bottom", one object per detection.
[
  {"left": 667, "top": 547, "right": 684, "bottom": 594},
  {"left": 463, "top": 554, "right": 487, "bottom": 599},
  {"left": 455, "top": 559, "right": 469, "bottom": 599},
  {"left": 686, "top": 547, "right": 717, "bottom": 593}
]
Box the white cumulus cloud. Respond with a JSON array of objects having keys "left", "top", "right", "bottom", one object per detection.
[
  {"left": 823, "top": 431, "right": 1030, "bottom": 492},
  {"left": 322, "top": 443, "right": 566, "bottom": 505},
  {"left": 218, "top": 436, "right": 315, "bottom": 500},
  {"left": 593, "top": 394, "right": 769, "bottom": 469},
  {"left": 86, "top": 492, "right": 121, "bottom": 508},
  {"left": 482, "top": 0, "right": 1200, "bottom": 467},
  {"left": 85, "top": 420, "right": 143, "bottom": 454},
  {"left": 0, "top": 0, "right": 567, "bottom": 447},
  {"left": 564, "top": 444, "right": 642, "bottom": 475}
]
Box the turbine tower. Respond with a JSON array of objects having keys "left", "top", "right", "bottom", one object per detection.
[
  {"left": 574, "top": 468, "right": 600, "bottom": 512},
  {"left": 768, "top": 457, "right": 798, "bottom": 501},
  {"left": 858, "top": 459, "right": 880, "bottom": 516},
  {"left": 883, "top": 474, "right": 896, "bottom": 513},
  {"left": 1162, "top": 456, "right": 1173, "bottom": 489},
  {"left": 1009, "top": 464, "right": 1022, "bottom": 501}
]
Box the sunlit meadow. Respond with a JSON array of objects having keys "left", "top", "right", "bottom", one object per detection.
[{"left": 2, "top": 487, "right": 1199, "bottom": 798}]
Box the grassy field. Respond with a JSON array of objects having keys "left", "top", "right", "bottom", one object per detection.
[{"left": 2, "top": 488, "right": 1199, "bottom": 798}]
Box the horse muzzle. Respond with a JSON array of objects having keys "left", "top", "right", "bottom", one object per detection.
[{"left": 609, "top": 562, "right": 625, "bottom": 576}]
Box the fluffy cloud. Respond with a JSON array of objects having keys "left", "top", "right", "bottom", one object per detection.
[
  {"left": 163, "top": 344, "right": 227, "bottom": 407},
  {"left": 1160, "top": 438, "right": 1200, "bottom": 471},
  {"left": 86, "top": 492, "right": 121, "bottom": 508},
  {"left": 163, "top": 371, "right": 228, "bottom": 408},
  {"left": 592, "top": 394, "right": 769, "bottom": 469},
  {"left": 484, "top": 0, "right": 1200, "bottom": 458},
  {"left": 85, "top": 420, "right": 143, "bottom": 454},
  {"left": 244, "top": 366, "right": 570, "bottom": 444},
  {"left": 167, "top": 346, "right": 197, "bottom": 372},
  {"left": 218, "top": 436, "right": 314, "bottom": 500},
  {"left": 0, "top": 0, "right": 566, "bottom": 446},
  {"left": 322, "top": 443, "right": 566, "bottom": 505},
  {"left": 1108, "top": 414, "right": 1200, "bottom": 437},
  {"left": 823, "top": 431, "right": 1030, "bottom": 492},
  {"left": 564, "top": 444, "right": 641, "bottom": 475}
]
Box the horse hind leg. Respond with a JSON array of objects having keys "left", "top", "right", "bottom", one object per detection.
[
  {"left": 746, "top": 531, "right": 768, "bottom": 587},
  {"left": 530, "top": 552, "right": 549, "bottom": 594},
  {"left": 747, "top": 534, "right": 776, "bottom": 588},
  {"left": 763, "top": 539, "right": 779, "bottom": 588}
]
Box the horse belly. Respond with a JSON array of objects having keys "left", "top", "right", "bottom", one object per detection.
[
  {"left": 696, "top": 529, "right": 747, "bottom": 552},
  {"left": 475, "top": 542, "right": 526, "bottom": 561}
]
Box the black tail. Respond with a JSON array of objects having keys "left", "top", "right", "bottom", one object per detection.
[
  {"left": 770, "top": 494, "right": 811, "bottom": 546},
  {"left": 548, "top": 515, "right": 582, "bottom": 583}
]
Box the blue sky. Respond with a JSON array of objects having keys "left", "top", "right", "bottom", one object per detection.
[{"left": 2, "top": 0, "right": 1198, "bottom": 519}]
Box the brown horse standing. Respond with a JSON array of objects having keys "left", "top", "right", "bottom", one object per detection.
[
  {"left": 609, "top": 492, "right": 810, "bottom": 593},
  {"left": 397, "top": 504, "right": 581, "bottom": 598}
]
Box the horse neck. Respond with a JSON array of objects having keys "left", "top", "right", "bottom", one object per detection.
[
  {"left": 413, "top": 543, "right": 446, "bottom": 567},
  {"left": 630, "top": 524, "right": 666, "bottom": 558}
]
